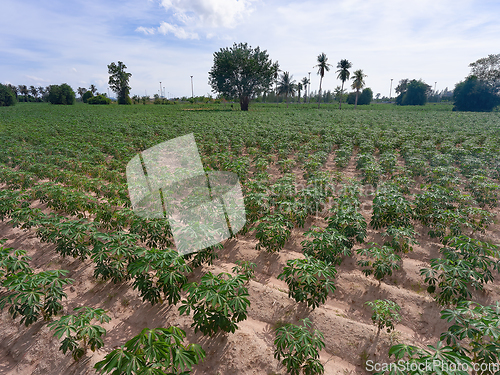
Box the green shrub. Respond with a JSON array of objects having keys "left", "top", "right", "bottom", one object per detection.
[
  {"left": 48, "top": 83, "right": 75, "bottom": 105},
  {"left": 0, "top": 83, "right": 16, "bottom": 106},
  {"left": 82, "top": 91, "right": 93, "bottom": 103},
  {"left": 87, "top": 94, "right": 111, "bottom": 105},
  {"left": 365, "top": 299, "right": 401, "bottom": 334},
  {"left": 274, "top": 318, "right": 325, "bottom": 375},
  {"left": 95, "top": 327, "right": 205, "bottom": 374},
  {"left": 453, "top": 77, "right": 500, "bottom": 112}
]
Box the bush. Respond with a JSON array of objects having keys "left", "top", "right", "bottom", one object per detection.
[
  {"left": 0, "top": 83, "right": 16, "bottom": 106},
  {"left": 396, "top": 79, "right": 431, "bottom": 106},
  {"left": 82, "top": 91, "right": 93, "bottom": 103},
  {"left": 274, "top": 318, "right": 325, "bottom": 375},
  {"left": 453, "top": 77, "right": 500, "bottom": 112},
  {"left": 347, "top": 88, "right": 372, "bottom": 105},
  {"left": 87, "top": 94, "right": 111, "bottom": 105},
  {"left": 48, "top": 84, "right": 75, "bottom": 105},
  {"left": 95, "top": 327, "right": 205, "bottom": 374}
]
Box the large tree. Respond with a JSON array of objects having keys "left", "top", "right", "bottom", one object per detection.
[
  {"left": 277, "top": 71, "right": 296, "bottom": 108},
  {"left": 108, "top": 61, "right": 132, "bottom": 104},
  {"left": 315, "top": 53, "right": 332, "bottom": 109},
  {"left": 336, "top": 59, "right": 352, "bottom": 109},
  {"left": 453, "top": 77, "right": 500, "bottom": 112},
  {"left": 301, "top": 77, "right": 309, "bottom": 104},
  {"left": 468, "top": 54, "right": 500, "bottom": 92},
  {"left": 351, "top": 69, "right": 367, "bottom": 108},
  {"left": 395, "top": 79, "right": 431, "bottom": 106},
  {"left": 0, "top": 83, "right": 17, "bottom": 106},
  {"left": 208, "top": 43, "right": 276, "bottom": 111}
]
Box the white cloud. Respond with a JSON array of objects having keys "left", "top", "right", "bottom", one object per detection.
[
  {"left": 158, "top": 22, "right": 199, "bottom": 39},
  {"left": 136, "top": 26, "right": 156, "bottom": 35},
  {"left": 160, "top": 0, "right": 254, "bottom": 28}
]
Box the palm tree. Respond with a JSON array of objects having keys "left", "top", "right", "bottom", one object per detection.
[
  {"left": 89, "top": 84, "right": 97, "bottom": 95},
  {"left": 277, "top": 71, "right": 296, "bottom": 108},
  {"left": 18, "top": 85, "right": 28, "bottom": 102},
  {"left": 37, "top": 86, "right": 45, "bottom": 101},
  {"left": 336, "top": 59, "right": 352, "bottom": 109},
  {"left": 301, "top": 77, "right": 309, "bottom": 104},
  {"left": 29, "top": 86, "right": 38, "bottom": 100},
  {"left": 297, "top": 82, "right": 303, "bottom": 103},
  {"left": 351, "top": 69, "right": 367, "bottom": 108},
  {"left": 314, "top": 53, "right": 332, "bottom": 109},
  {"left": 77, "top": 87, "right": 87, "bottom": 101},
  {"left": 272, "top": 62, "right": 281, "bottom": 107}
]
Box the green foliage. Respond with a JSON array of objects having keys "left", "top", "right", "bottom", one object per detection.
[
  {"left": 87, "top": 94, "right": 111, "bottom": 105},
  {"left": 395, "top": 79, "right": 431, "bottom": 106},
  {"left": 357, "top": 244, "right": 401, "bottom": 283},
  {"left": 179, "top": 272, "right": 250, "bottom": 335},
  {"left": 48, "top": 306, "right": 111, "bottom": 361},
  {"left": 274, "top": 318, "right": 325, "bottom": 375},
  {"left": 365, "top": 299, "right": 401, "bottom": 333},
  {"left": 453, "top": 77, "right": 500, "bottom": 112},
  {"left": 255, "top": 213, "right": 293, "bottom": 253},
  {"left": 48, "top": 83, "right": 76, "bottom": 105},
  {"left": 82, "top": 90, "right": 93, "bottom": 103},
  {"left": 371, "top": 184, "right": 413, "bottom": 230},
  {"left": 94, "top": 327, "right": 205, "bottom": 374},
  {"left": 347, "top": 88, "right": 372, "bottom": 105},
  {"left": 231, "top": 260, "right": 257, "bottom": 281},
  {"left": 108, "top": 61, "right": 132, "bottom": 105},
  {"left": 128, "top": 248, "right": 192, "bottom": 306},
  {"left": 301, "top": 226, "right": 351, "bottom": 266},
  {"left": 0, "top": 83, "right": 16, "bottom": 106},
  {"left": 278, "top": 255, "right": 336, "bottom": 309},
  {"left": 208, "top": 43, "right": 276, "bottom": 111},
  {"left": 0, "top": 266, "right": 73, "bottom": 326},
  {"left": 421, "top": 236, "right": 500, "bottom": 306}
]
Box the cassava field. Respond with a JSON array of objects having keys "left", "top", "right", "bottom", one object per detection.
[{"left": 1, "top": 102, "right": 500, "bottom": 375}]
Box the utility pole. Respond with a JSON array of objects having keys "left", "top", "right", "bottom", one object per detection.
[
  {"left": 190, "top": 76, "right": 194, "bottom": 98},
  {"left": 160, "top": 82, "right": 162, "bottom": 98},
  {"left": 389, "top": 78, "right": 393, "bottom": 101}
]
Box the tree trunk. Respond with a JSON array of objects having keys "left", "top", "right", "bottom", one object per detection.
[
  {"left": 339, "top": 81, "right": 345, "bottom": 109},
  {"left": 240, "top": 96, "right": 250, "bottom": 111},
  {"left": 286, "top": 93, "right": 289, "bottom": 108},
  {"left": 318, "top": 77, "right": 323, "bottom": 109},
  {"left": 355, "top": 89, "right": 359, "bottom": 108}
]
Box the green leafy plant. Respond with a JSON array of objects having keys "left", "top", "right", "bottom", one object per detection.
[
  {"left": 301, "top": 226, "right": 351, "bottom": 266},
  {"left": 365, "top": 299, "right": 401, "bottom": 334},
  {"left": 274, "top": 318, "right": 325, "bottom": 375},
  {"left": 357, "top": 244, "right": 401, "bottom": 285},
  {"left": 278, "top": 255, "right": 336, "bottom": 309},
  {"left": 48, "top": 306, "right": 111, "bottom": 360},
  {"left": 0, "top": 269, "right": 74, "bottom": 326},
  {"left": 179, "top": 272, "right": 250, "bottom": 335},
  {"left": 421, "top": 236, "right": 500, "bottom": 306},
  {"left": 255, "top": 214, "right": 294, "bottom": 253},
  {"left": 231, "top": 260, "right": 257, "bottom": 281},
  {"left": 128, "top": 247, "right": 192, "bottom": 306},
  {"left": 94, "top": 326, "right": 205, "bottom": 374}
]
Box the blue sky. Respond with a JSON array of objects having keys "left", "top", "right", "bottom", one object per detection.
[{"left": 1, "top": 0, "right": 499, "bottom": 99}]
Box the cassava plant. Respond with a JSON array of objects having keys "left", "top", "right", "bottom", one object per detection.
[
  {"left": 274, "top": 318, "right": 325, "bottom": 375},
  {"left": 278, "top": 255, "right": 336, "bottom": 309},
  {"left": 365, "top": 299, "right": 401, "bottom": 334},
  {"left": 48, "top": 306, "right": 111, "bottom": 361}
]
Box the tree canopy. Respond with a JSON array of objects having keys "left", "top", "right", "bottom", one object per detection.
[
  {"left": 0, "top": 83, "right": 16, "bottom": 106},
  {"left": 48, "top": 84, "right": 75, "bottom": 105},
  {"left": 453, "top": 77, "right": 500, "bottom": 112},
  {"left": 108, "top": 61, "right": 132, "bottom": 105},
  {"left": 208, "top": 43, "right": 276, "bottom": 111},
  {"left": 395, "top": 79, "right": 431, "bottom": 106},
  {"left": 468, "top": 54, "right": 500, "bottom": 92}
]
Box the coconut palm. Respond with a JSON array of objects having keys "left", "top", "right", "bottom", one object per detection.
[
  {"left": 297, "top": 82, "right": 303, "bottom": 103},
  {"left": 351, "top": 69, "right": 367, "bottom": 108},
  {"left": 89, "top": 84, "right": 97, "bottom": 95},
  {"left": 336, "top": 59, "right": 352, "bottom": 109},
  {"left": 314, "top": 53, "right": 332, "bottom": 108},
  {"left": 18, "top": 85, "right": 28, "bottom": 102},
  {"left": 277, "top": 71, "right": 296, "bottom": 108},
  {"left": 272, "top": 61, "right": 281, "bottom": 107},
  {"left": 77, "top": 87, "right": 87, "bottom": 101},
  {"left": 301, "top": 77, "right": 309, "bottom": 104},
  {"left": 29, "top": 86, "right": 38, "bottom": 100}
]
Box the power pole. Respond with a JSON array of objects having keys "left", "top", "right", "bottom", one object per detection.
[
  {"left": 190, "top": 76, "right": 194, "bottom": 98},
  {"left": 308, "top": 72, "right": 311, "bottom": 104},
  {"left": 389, "top": 79, "right": 393, "bottom": 101},
  {"left": 160, "top": 82, "right": 162, "bottom": 98}
]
